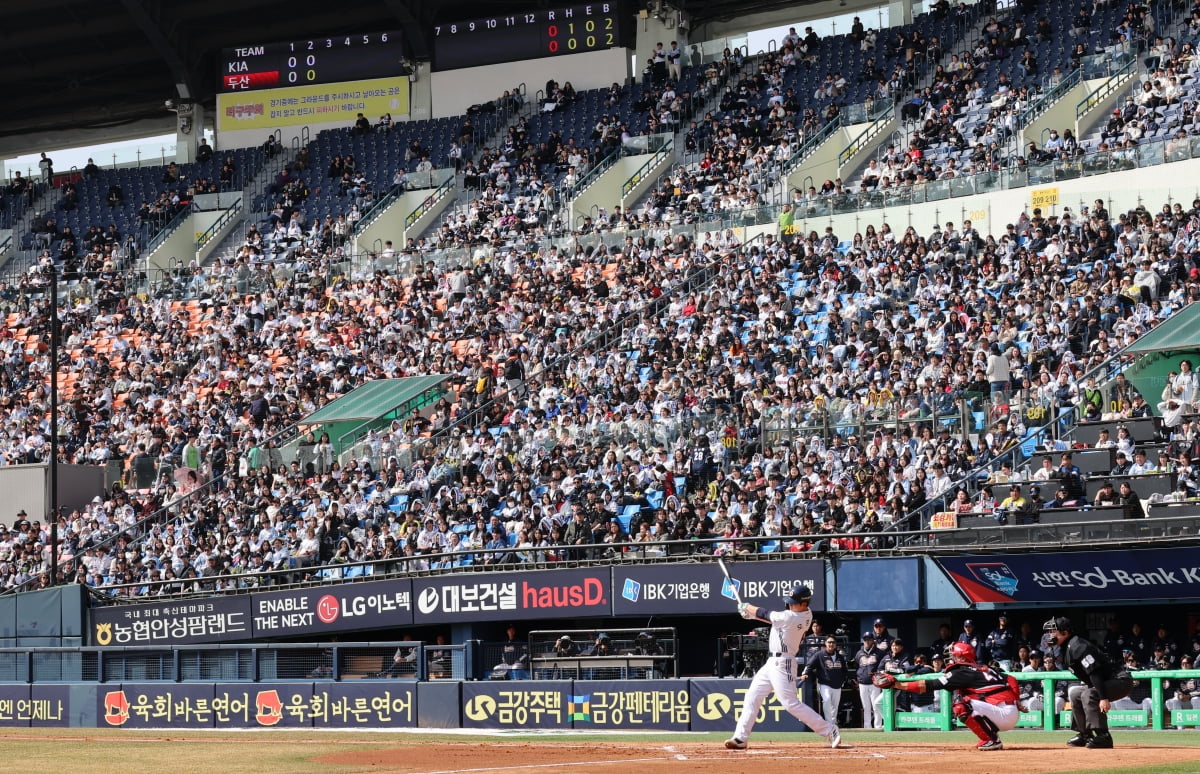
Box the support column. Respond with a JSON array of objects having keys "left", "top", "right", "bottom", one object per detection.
[
  {"left": 889, "top": 0, "right": 913, "bottom": 26},
  {"left": 174, "top": 103, "right": 205, "bottom": 163}
]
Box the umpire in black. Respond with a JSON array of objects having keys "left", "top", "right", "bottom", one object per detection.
[{"left": 1044, "top": 616, "right": 1134, "bottom": 749}]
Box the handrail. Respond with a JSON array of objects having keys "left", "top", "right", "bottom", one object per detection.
[
  {"left": 787, "top": 131, "right": 1200, "bottom": 220},
  {"left": 567, "top": 146, "right": 622, "bottom": 201},
  {"left": 780, "top": 116, "right": 840, "bottom": 176},
  {"left": 620, "top": 138, "right": 674, "bottom": 197},
  {"left": 404, "top": 173, "right": 456, "bottom": 230},
  {"left": 1075, "top": 59, "right": 1136, "bottom": 121},
  {"left": 62, "top": 507, "right": 1200, "bottom": 602},
  {"left": 194, "top": 197, "right": 242, "bottom": 251},
  {"left": 888, "top": 341, "right": 1136, "bottom": 535},
  {"left": 1019, "top": 66, "right": 1082, "bottom": 125},
  {"left": 355, "top": 168, "right": 453, "bottom": 234},
  {"left": 145, "top": 202, "right": 196, "bottom": 254},
  {"left": 836, "top": 103, "right": 895, "bottom": 167}
]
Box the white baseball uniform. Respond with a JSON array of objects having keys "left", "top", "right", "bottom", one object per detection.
[{"left": 731, "top": 607, "right": 837, "bottom": 742}]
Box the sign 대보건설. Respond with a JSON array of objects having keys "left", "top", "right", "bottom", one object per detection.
[
  {"left": 937, "top": 547, "right": 1200, "bottom": 603},
  {"left": 92, "top": 596, "right": 254, "bottom": 646},
  {"left": 413, "top": 567, "right": 609, "bottom": 625},
  {"left": 611, "top": 560, "right": 824, "bottom": 616}
]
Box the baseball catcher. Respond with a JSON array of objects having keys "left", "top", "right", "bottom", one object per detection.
[
  {"left": 724, "top": 585, "right": 844, "bottom": 751},
  {"left": 874, "top": 642, "right": 1018, "bottom": 751}
]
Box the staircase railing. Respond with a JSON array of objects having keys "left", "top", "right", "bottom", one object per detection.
[{"left": 194, "top": 198, "right": 242, "bottom": 251}]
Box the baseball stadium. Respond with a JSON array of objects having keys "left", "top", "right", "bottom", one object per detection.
[{"left": 1, "top": 0, "right": 1200, "bottom": 772}]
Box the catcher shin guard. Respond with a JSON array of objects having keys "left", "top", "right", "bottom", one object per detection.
[{"left": 964, "top": 713, "right": 999, "bottom": 743}]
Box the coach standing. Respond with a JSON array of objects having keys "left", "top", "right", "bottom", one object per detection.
[
  {"left": 1044, "top": 616, "right": 1134, "bottom": 749},
  {"left": 802, "top": 635, "right": 848, "bottom": 725},
  {"left": 854, "top": 631, "right": 883, "bottom": 729}
]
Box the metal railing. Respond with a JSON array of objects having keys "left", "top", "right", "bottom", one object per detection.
[
  {"left": 1019, "top": 66, "right": 1083, "bottom": 126},
  {"left": 779, "top": 116, "right": 841, "bottom": 177},
  {"left": 888, "top": 345, "right": 1133, "bottom": 534},
  {"left": 566, "top": 147, "right": 622, "bottom": 201},
  {"left": 620, "top": 137, "right": 674, "bottom": 197},
  {"left": 194, "top": 198, "right": 242, "bottom": 251},
  {"left": 0, "top": 642, "right": 442, "bottom": 682},
  {"left": 1074, "top": 59, "right": 1136, "bottom": 121},
  {"left": 403, "top": 172, "right": 456, "bottom": 230},
  {"left": 145, "top": 203, "right": 196, "bottom": 255},
  {"left": 69, "top": 508, "right": 1200, "bottom": 603},
  {"left": 836, "top": 103, "right": 895, "bottom": 168}
]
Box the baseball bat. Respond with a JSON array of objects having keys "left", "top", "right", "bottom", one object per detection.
[{"left": 717, "top": 558, "right": 743, "bottom": 606}]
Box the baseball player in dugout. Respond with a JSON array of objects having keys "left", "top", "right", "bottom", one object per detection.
[
  {"left": 801, "top": 634, "right": 849, "bottom": 724},
  {"left": 874, "top": 642, "right": 1019, "bottom": 751},
  {"left": 725, "top": 585, "right": 845, "bottom": 751},
  {"left": 1044, "top": 616, "right": 1134, "bottom": 749}
]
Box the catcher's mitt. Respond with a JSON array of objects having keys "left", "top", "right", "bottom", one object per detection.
[{"left": 872, "top": 672, "right": 897, "bottom": 689}]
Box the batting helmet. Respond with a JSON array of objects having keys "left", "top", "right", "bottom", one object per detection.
[
  {"left": 948, "top": 641, "right": 977, "bottom": 665},
  {"left": 782, "top": 584, "right": 813, "bottom": 606}
]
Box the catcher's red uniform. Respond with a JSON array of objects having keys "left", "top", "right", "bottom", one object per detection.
[{"left": 937, "top": 662, "right": 1020, "bottom": 747}]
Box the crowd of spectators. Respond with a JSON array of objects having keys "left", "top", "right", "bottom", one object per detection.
[
  {"left": 433, "top": 52, "right": 742, "bottom": 250},
  {"left": 6, "top": 7, "right": 1200, "bottom": 598},
  {"left": 0, "top": 171, "right": 1194, "bottom": 596},
  {"left": 633, "top": 20, "right": 936, "bottom": 226}
]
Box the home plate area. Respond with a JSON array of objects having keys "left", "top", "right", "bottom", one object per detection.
[{"left": 315, "top": 738, "right": 1198, "bottom": 774}]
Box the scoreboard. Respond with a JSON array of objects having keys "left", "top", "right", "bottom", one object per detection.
[
  {"left": 432, "top": 2, "right": 630, "bottom": 71},
  {"left": 218, "top": 32, "right": 405, "bottom": 92}
]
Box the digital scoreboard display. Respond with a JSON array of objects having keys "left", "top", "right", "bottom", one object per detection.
[
  {"left": 218, "top": 31, "right": 405, "bottom": 92},
  {"left": 432, "top": 2, "right": 630, "bottom": 71}
]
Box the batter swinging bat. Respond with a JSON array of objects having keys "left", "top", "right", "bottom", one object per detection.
[{"left": 717, "top": 558, "right": 743, "bottom": 605}]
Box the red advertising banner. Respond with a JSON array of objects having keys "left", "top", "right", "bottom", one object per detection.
[{"left": 414, "top": 568, "right": 609, "bottom": 625}]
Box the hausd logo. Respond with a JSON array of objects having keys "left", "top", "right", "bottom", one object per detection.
[{"left": 522, "top": 577, "right": 605, "bottom": 608}]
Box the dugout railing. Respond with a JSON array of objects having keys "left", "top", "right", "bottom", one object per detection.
[
  {"left": 0, "top": 642, "right": 471, "bottom": 683},
  {"left": 78, "top": 508, "right": 1200, "bottom": 603},
  {"left": 882, "top": 669, "right": 1200, "bottom": 732}
]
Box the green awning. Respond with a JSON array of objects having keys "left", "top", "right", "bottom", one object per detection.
[
  {"left": 1123, "top": 303, "right": 1200, "bottom": 355},
  {"left": 300, "top": 375, "right": 450, "bottom": 424}
]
